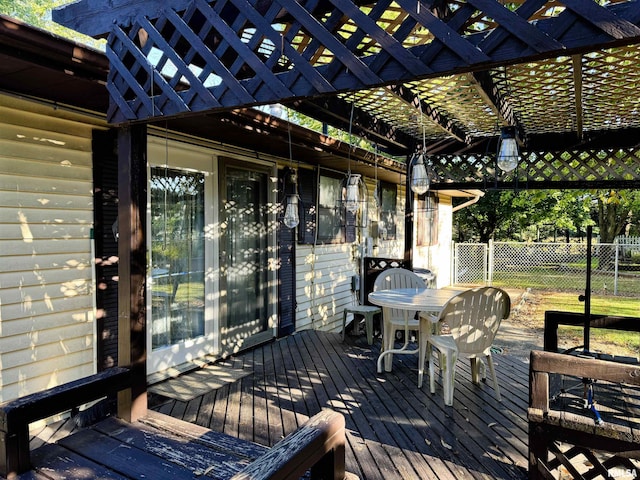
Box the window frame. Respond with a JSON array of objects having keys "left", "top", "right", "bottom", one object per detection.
[{"left": 378, "top": 181, "right": 398, "bottom": 241}]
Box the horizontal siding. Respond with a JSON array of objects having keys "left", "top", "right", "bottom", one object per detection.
[
  {"left": 0, "top": 261, "right": 94, "bottom": 296},
  {"left": 293, "top": 181, "right": 408, "bottom": 334},
  {"left": 295, "top": 244, "right": 357, "bottom": 333},
  {"left": 0, "top": 173, "right": 92, "bottom": 195},
  {"left": 0, "top": 359, "right": 95, "bottom": 403},
  {"left": 0, "top": 322, "right": 94, "bottom": 356},
  {"left": 0, "top": 95, "right": 98, "bottom": 402},
  {"left": 0, "top": 191, "right": 94, "bottom": 210},
  {"left": 0, "top": 223, "right": 92, "bottom": 241},
  {"left": 0, "top": 252, "right": 91, "bottom": 271}
]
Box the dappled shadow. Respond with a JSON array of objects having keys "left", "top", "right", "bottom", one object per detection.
[{"left": 150, "top": 329, "right": 530, "bottom": 479}]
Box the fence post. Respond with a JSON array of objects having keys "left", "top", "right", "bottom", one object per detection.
[
  {"left": 487, "top": 240, "right": 493, "bottom": 285},
  {"left": 614, "top": 242, "right": 619, "bottom": 295},
  {"left": 451, "top": 241, "right": 457, "bottom": 285}
]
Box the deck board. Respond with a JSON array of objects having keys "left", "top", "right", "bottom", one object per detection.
[
  {"left": 26, "top": 330, "right": 530, "bottom": 479},
  {"left": 147, "top": 330, "right": 530, "bottom": 479}
]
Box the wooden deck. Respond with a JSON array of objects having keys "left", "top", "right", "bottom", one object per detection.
[{"left": 148, "top": 330, "right": 530, "bottom": 480}]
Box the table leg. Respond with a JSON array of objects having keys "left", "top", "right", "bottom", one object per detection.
[{"left": 377, "top": 311, "right": 419, "bottom": 373}]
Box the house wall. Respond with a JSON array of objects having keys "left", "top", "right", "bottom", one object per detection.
[
  {"left": 0, "top": 94, "right": 104, "bottom": 401},
  {"left": 293, "top": 178, "right": 409, "bottom": 335},
  {"left": 413, "top": 195, "right": 453, "bottom": 288}
]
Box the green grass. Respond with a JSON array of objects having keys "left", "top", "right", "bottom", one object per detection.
[
  {"left": 536, "top": 291, "right": 640, "bottom": 357},
  {"left": 492, "top": 269, "right": 640, "bottom": 294}
]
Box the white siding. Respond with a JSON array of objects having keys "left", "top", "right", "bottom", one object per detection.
[
  {"left": 0, "top": 95, "right": 101, "bottom": 401},
  {"left": 293, "top": 178, "right": 407, "bottom": 335},
  {"left": 295, "top": 244, "right": 357, "bottom": 333},
  {"left": 414, "top": 195, "right": 453, "bottom": 287}
]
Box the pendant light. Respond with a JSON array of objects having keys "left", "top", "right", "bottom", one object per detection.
[
  {"left": 410, "top": 153, "right": 429, "bottom": 195},
  {"left": 345, "top": 174, "right": 361, "bottom": 213},
  {"left": 283, "top": 190, "right": 299, "bottom": 228},
  {"left": 497, "top": 126, "right": 519, "bottom": 172},
  {"left": 343, "top": 98, "right": 363, "bottom": 215},
  {"left": 410, "top": 120, "right": 430, "bottom": 195},
  {"left": 282, "top": 108, "right": 299, "bottom": 229}
]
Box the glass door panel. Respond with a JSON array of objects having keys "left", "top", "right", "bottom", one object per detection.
[
  {"left": 150, "top": 167, "right": 205, "bottom": 350},
  {"left": 220, "top": 161, "right": 271, "bottom": 352}
]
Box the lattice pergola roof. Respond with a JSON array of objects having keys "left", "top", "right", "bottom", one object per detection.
[{"left": 53, "top": 0, "right": 640, "bottom": 188}]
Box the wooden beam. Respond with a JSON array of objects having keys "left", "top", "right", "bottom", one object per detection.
[
  {"left": 469, "top": 71, "right": 517, "bottom": 128},
  {"left": 117, "top": 124, "right": 148, "bottom": 423},
  {"left": 52, "top": 0, "right": 222, "bottom": 37},
  {"left": 388, "top": 84, "right": 468, "bottom": 145},
  {"left": 56, "top": 0, "right": 640, "bottom": 127},
  {"left": 293, "top": 98, "right": 413, "bottom": 153},
  {"left": 572, "top": 55, "right": 584, "bottom": 142}
]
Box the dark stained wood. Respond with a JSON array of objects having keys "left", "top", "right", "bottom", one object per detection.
[
  {"left": 147, "top": 330, "right": 530, "bottom": 479},
  {"left": 0, "top": 368, "right": 131, "bottom": 478},
  {"left": 54, "top": 0, "right": 640, "bottom": 127},
  {"left": 544, "top": 310, "right": 640, "bottom": 354},
  {"left": 117, "top": 125, "right": 148, "bottom": 423},
  {"left": 23, "top": 409, "right": 347, "bottom": 480},
  {"left": 528, "top": 350, "right": 640, "bottom": 480}
]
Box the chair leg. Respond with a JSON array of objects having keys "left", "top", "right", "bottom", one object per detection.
[
  {"left": 382, "top": 320, "right": 393, "bottom": 372},
  {"left": 342, "top": 310, "right": 348, "bottom": 342},
  {"left": 486, "top": 354, "right": 501, "bottom": 401},
  {"left": 470, "top": 358, "right": 480, "bottom": 384},
  {"left": 443, "top": 349, "right": 458, "bottom": 406},
  {"left": 364, "top": 313, "right": 374, "bottom": 346},
  {"left": 429, "top": 346, "right": 437, "bottom": 394},
  {"left": 418, "top": 325, "right": 429, "bottom": 388}
]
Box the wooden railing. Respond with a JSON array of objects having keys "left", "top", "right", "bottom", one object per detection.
[
  {"left": 544, "top": 310, "right": 640, "bottom": 359},
  {"left": 528, "top": 350, "right": 640, "bottom": 479}
]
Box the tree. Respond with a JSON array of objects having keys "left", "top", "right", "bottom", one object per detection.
[
  {"left": 0, "top": 1, "right": 102, "bottom": 47},
  {"left": 594, "top": 190, "right": 640, "bottom": 242},
  {"left": 454, "top": 190, "right": 522, "bottom": 242}
]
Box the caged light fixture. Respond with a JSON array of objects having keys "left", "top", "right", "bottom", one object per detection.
[
  {"left": 283, "top": 171, "right": 299, "bottom": 228},
  {"left": 410, "top": 99, "right": 430, "bottom": 195},
  {"left": 341, "top": 99, "right": 366, "bottom": 218},
  {"left": 282, "top": 108, "right": 300, "bottom": 229},
  {"left": 496, "top": 126, "right": 519, "bottom": 173},
  {"left": 410, "top": 152, "right": 430, "bottom": 195}
]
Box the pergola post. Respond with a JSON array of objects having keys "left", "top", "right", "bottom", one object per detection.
[{"left": 117, "top": 124, "right": 148, "bottom": 422}]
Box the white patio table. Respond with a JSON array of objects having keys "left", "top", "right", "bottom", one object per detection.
[{"left": 368, "top": 287, "right": 466, "bottom": 387}]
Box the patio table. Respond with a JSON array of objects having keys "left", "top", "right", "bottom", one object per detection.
[{"left": 368, "top": 287, "right": 465, "bottom": 387}]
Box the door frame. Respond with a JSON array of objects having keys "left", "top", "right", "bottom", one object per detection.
[{"left": 146, "top": 137, "right": 217, "bottom": 374}]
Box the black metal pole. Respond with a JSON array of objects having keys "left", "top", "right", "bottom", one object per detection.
[{"left": 584, "top": 225, "right": 592, "bottom": 353}]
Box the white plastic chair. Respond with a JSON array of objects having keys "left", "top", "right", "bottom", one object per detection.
[
  {"left": 428, "top": 287, "right": 511, "bottom": 406},
  {"left": 373, "top": 268, "right": 427, "bottom": 372}
]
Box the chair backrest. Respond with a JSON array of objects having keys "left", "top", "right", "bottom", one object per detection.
[
  {"left": 438, "top": 287, "right": 511, "bottom": 355},
  {"left": 373, "top": 268, "right": 427, "bottom": 320}
]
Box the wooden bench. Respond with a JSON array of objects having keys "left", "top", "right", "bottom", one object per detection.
[
  {"left": 528, "top": 350, "right": 640, "bottom": 480},
  {"left": 0, "top": 368, "right": 351, "bottom": 480}
]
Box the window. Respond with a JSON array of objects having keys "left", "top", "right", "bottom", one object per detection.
[
  {"left": 378, "top": 182, "right": 397, "bottom": 240},
  {"left": 317, "top": 172, "right": 344, "bottom": 243},
  {"left": 297, "top": 169, "right": 356, "bottom": 245},
  {"left": 416, "top": 192, "right": 439, "bottom": 246}
]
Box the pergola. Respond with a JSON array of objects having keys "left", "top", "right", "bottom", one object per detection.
[
  {"left": 53, "top": 0, "right": 640, "bottom": 190},
  {"left": 51, "top": 0, "right": 640, "bottom": 421}
]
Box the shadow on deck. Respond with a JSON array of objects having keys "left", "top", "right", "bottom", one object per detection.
[{"left": 150, "top": 330, "right": 530, "bottom": 480}]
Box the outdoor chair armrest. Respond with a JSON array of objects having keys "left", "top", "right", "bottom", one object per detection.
[{"left": 230, "top": 409, "right": 349, "bottom": 480}]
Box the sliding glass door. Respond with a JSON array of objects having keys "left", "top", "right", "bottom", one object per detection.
[{"left": 219, "top": 159, "right": 273, "bottom": 353}]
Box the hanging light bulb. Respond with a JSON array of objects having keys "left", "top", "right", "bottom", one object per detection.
[
  {"left": 283, "top": 194, "right": 299, "bottom": 229},
  {"left": 345, "top": 174, "right": 361, "bottom": 213},
  {"left": 410, "top": 153, "right": 429, "bottom": 195},
  {"left": 497, "top": 126, "right": 519, "bottom": 172}
]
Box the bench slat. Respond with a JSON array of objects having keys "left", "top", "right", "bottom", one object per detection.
[{"left": 95, "top": 416, "right": 254, "bottom": 477}]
